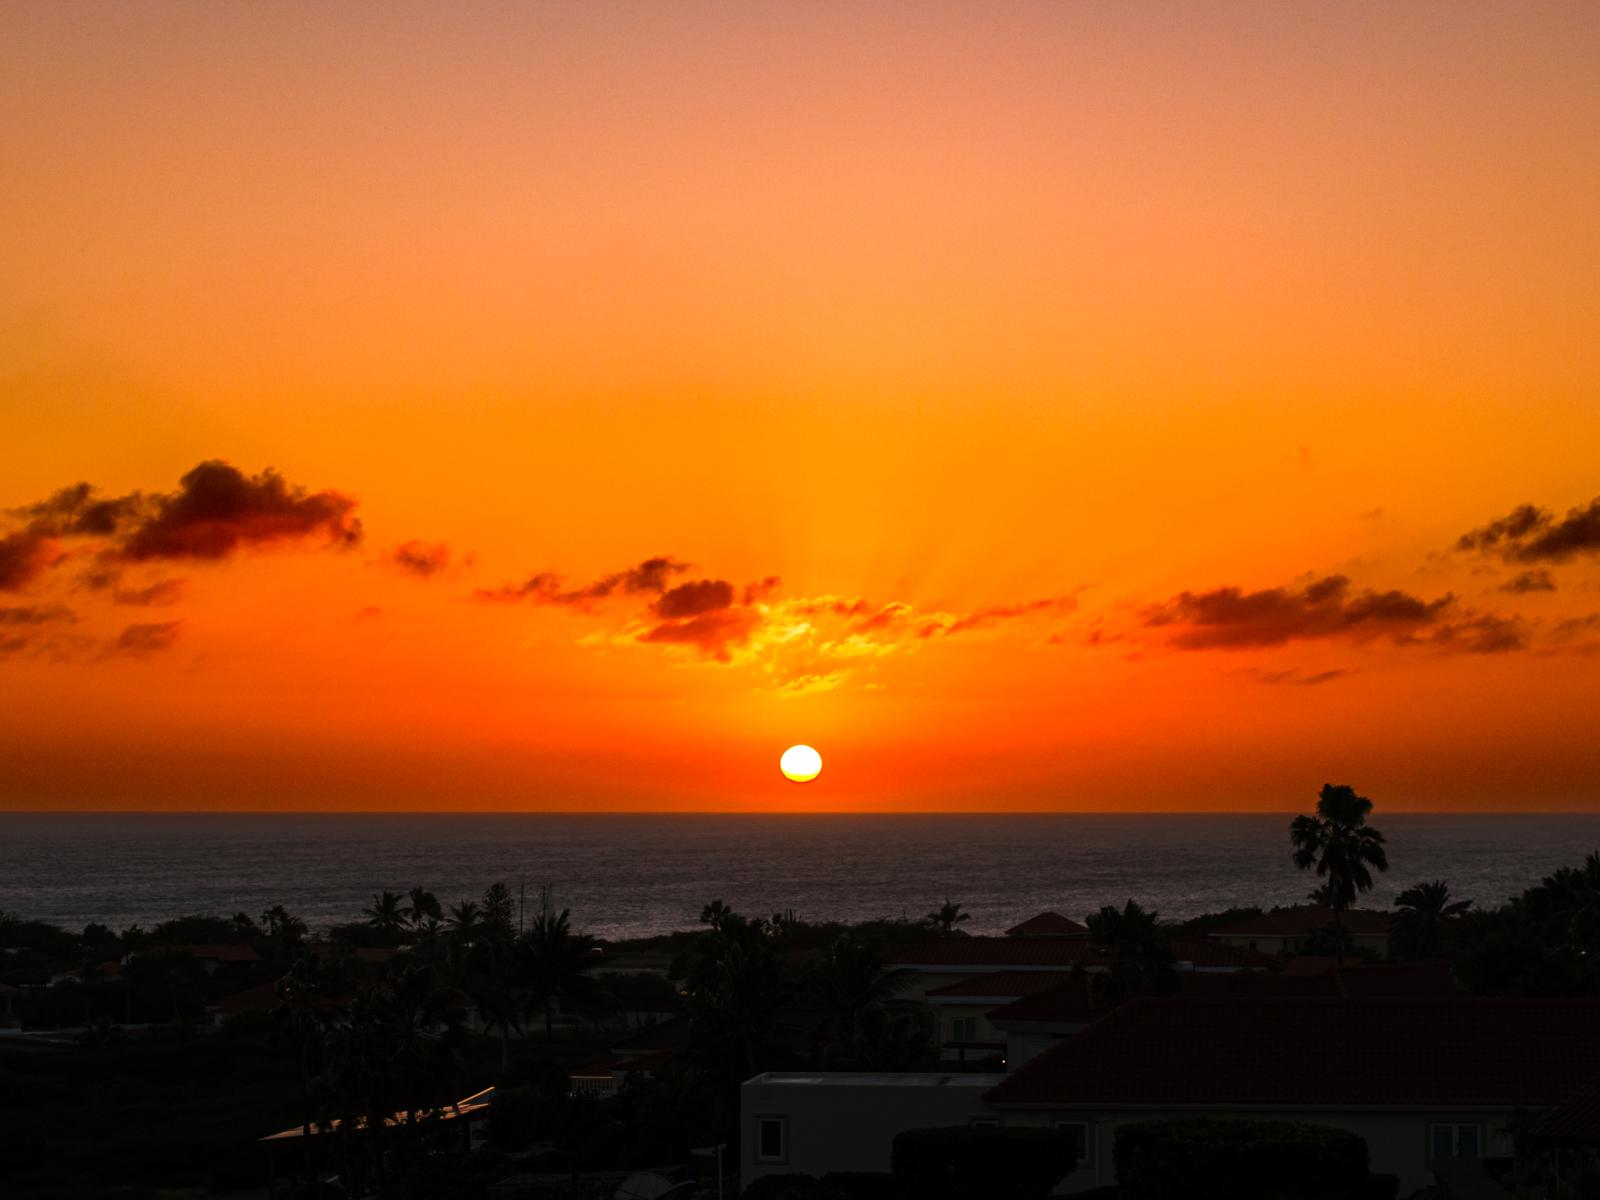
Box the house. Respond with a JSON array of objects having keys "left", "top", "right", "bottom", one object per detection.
[
  {"left": 985, "top": 960, "right": 1457, "bottom": 1071},
  {"left": 569, "top": 1014, "right": 691, "bottom": 1097},
  {"left": 740, "top": 1071, "right": 1005, "bottom": 1186},
  {"left": 983, "top": 997, "right": 1600, "bottom": 1194},
  {"left": 924, "top": 971, "right": 1075, "bottom": 1064},
  {"left": 741, "top": 994, "right": 1593, "bottom": 1195},
  {"left": 1209, "top": 906, "right": 1392, "bottom": 957},
  {"left": 1005, "top": 912, "right": 1090, "bottom": 938}
]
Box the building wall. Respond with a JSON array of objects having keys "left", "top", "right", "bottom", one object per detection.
[{"left": 739, "top": 1074, "right": 1004, "bottom": 1190}]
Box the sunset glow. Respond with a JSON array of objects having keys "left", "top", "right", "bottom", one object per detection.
[{"left": 2, "top": 5, "right": 1598, "bottom": 812}]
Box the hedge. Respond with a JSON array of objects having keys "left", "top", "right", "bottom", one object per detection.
[
  {"left": 742, "top": 1174, "right": 848, "bottom": 1200},
  {"left": 820, "top": 1173, "right": 897, "bottom": 1200},
  {"left": 1114, "top": 1119, "right": 1369, "bottom": 1200},
  {"left": 891, "top": 1125, "right": 1074, "bottom": 1200}
]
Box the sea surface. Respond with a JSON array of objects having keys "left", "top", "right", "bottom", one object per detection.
[{"left": 2, "top": 813, "right": 1597, "bottom": 941}]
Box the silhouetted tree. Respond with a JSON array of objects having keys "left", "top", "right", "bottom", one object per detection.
[
  {"left": 482, "top": 882, "right": 516, "bottom": 944},
  {"left": 809, "top": 933, "right": 916, "bottom": 1066},
  {"left": 1392, "top": 880, "right": 1471, "bottom": 958},
  {"left": 925, "top": 899, "right": 970, "bottom": 935},
  {"left": 1290, "top": 784, "right": 1389, "bottom": 966},
  {"left": 405, "top": 887, "right": 442, "bottom": 932},
  {"left": 363, "top": 891, "right": 408, "bottom": 941},
  {"left": 262, "top": 904, "right": 309, "bottom": 946},
  {"left": 517, "top": 886, "right": 601, "bottom": 1040},
  {"left": 1085, "top": 900, "right": 1178, "bottom": 1004}
]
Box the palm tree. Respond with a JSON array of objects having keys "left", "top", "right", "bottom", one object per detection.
[
  {"left": 406, "top": 887, "right": 442, "bottom": 932},
  {"left": 261, "top": 904, "right": 308, "bottom": 946},
  {"left": 446, "top": 900, "right": 483, "bottom": 942},
  {"left": 363, "top": 891, "right": 408, "bottom": 941},
  {"left": 1291, "top": 783, "right": 1390, "bottom": 966},
  {"left": 1393, "top": 880, "right": 1471, "bottom": 958},
  {"left": 809, "top": 934, "right": 916, "bottom": 1065},
  {"left": 1085, "top": 900, "right": 1177, "bottom": 1004},
  {"left": 1523, "top": 851, "right": 1600, "bottom": 978},
  {"left": 515, "top": 887, "right": 601, "bottom": 1040},
  {"left": 925, "top": 899, "right": 970, "bottom": 935}
]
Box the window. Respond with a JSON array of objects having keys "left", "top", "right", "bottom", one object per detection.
[
  {"left": 756, "top": 1116, "right": 787, "bottom": 1164},
  {"left": 1055, "top": 1121, "right": 1094, "bottom": 1166},
  {"left": 951, "top": 1017, "right": 977, "bottom": 1042},
  {"left": 1430, "top": 1123, "right": 1481, "bottom": 1160}
]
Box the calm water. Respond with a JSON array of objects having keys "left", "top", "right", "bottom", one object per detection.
[{"left": 2, "top": 813, "right": 1597, "bottom": 940}]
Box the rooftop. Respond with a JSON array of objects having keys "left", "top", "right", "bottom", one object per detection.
[
  {"left": 1210, "top": 906, "right": 1392, "bottom": 938},
  {"left": 988, "top": 996, "right": 1600, "bottom": 1108},
  {"left": 1005, "top": 912, "right": 1089, "bottom": 938},
  {"left": 893, "top": 938, "right": 1106, "bottom": 970},
  {"left": 748, "top": 1071, "right": 1005, "bottom": 1088},
  {"left": 926, "top": 971, "right": 1076, "bottom": 1001}
]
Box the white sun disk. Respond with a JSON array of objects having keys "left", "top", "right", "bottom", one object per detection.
[{"left": 780, "top": 744, "right": 822, "bottom": 783}]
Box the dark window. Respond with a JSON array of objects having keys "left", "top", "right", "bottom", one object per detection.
[
  {"left": 756, "top": 1116, "right": 786, "bottom": 1163},
  {"left": 1056, "top": 1121, "right": 1093, "bottom": 1165},
  {"left": 1430, "top": 1123, "right": 1481, "bottom": 1159},
  {"left": 951, "top": 1017, "right": 977, "bottom": 1042}
]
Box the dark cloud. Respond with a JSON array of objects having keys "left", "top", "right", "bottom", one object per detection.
[
  {"left": 13, "top": 482, "right": 143, "bottom": 537},
  {"left": 1457, "top": 497, "right": 1600, "bottom": 564},
  {"left": 383, "top": 540, "right": 452, "bottom": 579},
  {"left": 0, "top": 604, "right": 76, "bottom": 626},
  {"left": 854, "top": 602, "right": 913, "bottom": 633},
  {"left": 1499, "top": 569, "right": 1556, "bottom": 594},
  {"left": 0, "top": 632, "right": 30, "bottom": 658},
  {"left": 638, "top": 607, "right": 763, "bottom": 662},
  {"left": 1551, "top": 613, "right": 1600, "bottom": 643},
  {"left": 106, "top": 621, "right": 183, "bottom": 657},
  {"left": 654, "top": 579, "right": 735, "bottom": 619},
  {"left": 354, "top": 605, "right": 384, "bottom": 622},
  {"left": 473, "top": 556, "right": 689, "bottom": 607},
  {"left": 0, "top": 528, "right": 61, "bottom": 591},
  {"left": 919, "top": 595, "right": 1079, "bottom": 638},
  {"left": 742, "top": 576, "right": 782, "bottom": 604},
  {"left": 791, "top": 596, "right": 871, "bottom": 619},
  {"left": 1421, "top": 614, "right": 1527, "bottom": 655},
  {"left": 117, "top": 461, "right": 362, "bottom": 561},
  {"left": 9, "top": 462, "right": 363, "bottom": 564},
  {"left": 112, "top": 578, "right": 186, "bottom": 607},
  {"left": 1142, "top": 575, "right": 1455, "bottom": 650},
  {"left": 1251, "top": 668, "right": 1351, "bottom": 686}
]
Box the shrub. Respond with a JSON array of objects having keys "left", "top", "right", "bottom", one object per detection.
[
  {"left": 743, "top": 1175, "right": 847, "bottom": 1200},
  {"left": 1364, "top": 1173, "right": 1400, "bottom": 1200},
  {"left": 821, "top": 1172, "right": 897, "bottom": 1200},
  {"left": 1114, "top": 1118, "right": 1369, "bottom": 1200},
  {"left": 891, "top": 1125, "right": 1074, "bottom": 1200}
]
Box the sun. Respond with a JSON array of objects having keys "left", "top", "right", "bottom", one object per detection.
[{"left": 780, "top": 744, "right": 822, "bottom": 783}]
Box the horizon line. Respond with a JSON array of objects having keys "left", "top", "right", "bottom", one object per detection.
[{"left": 2, "top": 808, "right": 1595, "bottom": 817}]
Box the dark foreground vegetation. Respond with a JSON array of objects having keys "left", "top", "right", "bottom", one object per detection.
[{"left": 2, "top": 788, "right": 1599, "bottom": 1198}]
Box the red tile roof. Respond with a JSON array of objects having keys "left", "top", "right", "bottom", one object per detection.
[
  {"left": 212, "top": 980, "right": 283, "bottom": 1015},
  {"left": 1210, "top": 906, "right": 1391, "bottom": 938},
  {"left": 926, "top": 971, "right": 1077, "bottom": 1001},
  {"left": 987, "top": 967, "right": 1423, "bottom": 1029},
  {"left": 1532, "top": 1080, "right": 1600, "bottom": 1143},
  {"left": 1169, "top": 938, "right": 1280, "bottom": 970},
  {"left": 987, "top": 997, "right": 1600, "bottom": 1108},
  {"left": 159, "top": 943, "right": 261, "bottom": 963},
  {"left": 893, "top": 938, "right": 1107, "bottom": 969},
  {"left": 988, "top": 979, "right": 1114, "bottom": 1026},
  {"left": 1005, "top": 912, "right": 1090, "bottom": 938}
]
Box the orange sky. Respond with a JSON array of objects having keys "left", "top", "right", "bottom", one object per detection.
[{"left": 2, "top": 4, "right": 1598, "bottom": 811}]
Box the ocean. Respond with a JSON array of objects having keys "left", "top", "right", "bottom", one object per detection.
[{"left": 2, "top": 812, "right": 1596, "bottom": 941}]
